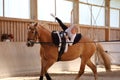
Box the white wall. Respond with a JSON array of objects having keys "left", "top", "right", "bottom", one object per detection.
[
  {"left": 101, "top": 42, "right": 120, "bottom": 65},
  {"left": 0, "top": 42, "right": 82, "bottom": 77},
  {"left": 0, "top": 42, "right": 120, "bottom": 77},
  {"left": 0, "top": 42, "right": 40, "bottom": 77}
]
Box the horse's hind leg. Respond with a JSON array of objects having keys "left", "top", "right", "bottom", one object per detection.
[
  {"left": 87, "top": 59, "right": 98, "bottom": 80},
  {"left": 75, "top": 58, "right": 87, "bottom": 80}
]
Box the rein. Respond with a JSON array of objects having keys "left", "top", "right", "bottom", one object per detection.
[
  {"left": 34, "top": 42, "right": 53, "bottom": 44},
  {"left": 32, "top": 40, "right": 120, "bottom": 44}
]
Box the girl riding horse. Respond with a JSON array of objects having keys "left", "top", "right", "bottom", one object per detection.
[
  {"left": 26, "top": 22, "right": 111, "bottom": 80},
  {"left": 50, "top": 9, "right": 78, "bottom": 60}
]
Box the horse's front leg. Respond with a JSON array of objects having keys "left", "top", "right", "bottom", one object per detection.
[
  {"left": 39, "top": 58, "right": 55, "bottom": 80},
  {"left": 39, "top": 62, "right": 45, "bottom": 80},
  {"left": 39, "top": 76, "right": 43, "bottom": 80},
  {"left": 39, "top": 70, "right": 51, "bottom": 80},
  {"left": 45, "top": 73, "right": 52, "bottom": 80}
]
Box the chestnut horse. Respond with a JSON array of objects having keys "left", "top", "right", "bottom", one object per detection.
[{"left": 26, "top": 23, "right": 111, "bottom": 80}]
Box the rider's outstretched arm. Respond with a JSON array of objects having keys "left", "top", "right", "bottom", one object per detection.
[
  {"left": 50, "top": 14, "right": 68, "bottom": 31},
  {"left": 55, "top": 17, "right": 68, "bottom": 31}
]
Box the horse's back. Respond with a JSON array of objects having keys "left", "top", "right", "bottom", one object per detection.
[{"left": 78, "top": 36, "right": 96, "bottom": 57}]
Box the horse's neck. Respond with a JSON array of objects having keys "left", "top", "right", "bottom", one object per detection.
[{"left": 38, "top": 27, "right": 52, "bottom": 42}]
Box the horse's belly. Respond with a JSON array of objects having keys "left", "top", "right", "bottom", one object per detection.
[{"left": 61, "top": 47, "right": 83, "bottom": 61}]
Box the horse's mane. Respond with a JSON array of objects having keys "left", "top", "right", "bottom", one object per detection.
[{"left": 38, "top": 23, "right": 51, "bottom": 32}]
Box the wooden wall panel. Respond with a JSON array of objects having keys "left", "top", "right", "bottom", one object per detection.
[
  {"left": 110, "top": 29, "right": 120, "bottom": 40},
  {"left": 0, "top": 17, "right": 120, "bottom": 42}
]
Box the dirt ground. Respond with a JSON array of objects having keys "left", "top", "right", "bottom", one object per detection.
[
  {"left": 0, "top": 65, "right": 120, "bottom": 80},
  {"left": 0, "top": 71, "right": 120, "bottom": 80}
]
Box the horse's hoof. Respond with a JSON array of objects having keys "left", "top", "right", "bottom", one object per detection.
[{"left": 39, "top": 76, "right": 43, "bottom": 80}]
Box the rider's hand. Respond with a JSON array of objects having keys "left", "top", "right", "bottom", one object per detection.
[
  {"left": 65, "top": 35, "right": 69, "bottom": 39},
  {"left": 50, "top": 13, "right": 56, "bottom": 18}
]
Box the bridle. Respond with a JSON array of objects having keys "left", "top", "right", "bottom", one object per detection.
[
  {"left": 27, "top": 26, "right": 39, "bottom": 47},
  {"left": 26, "top": 23, "right": 54, "bottom": 46}
]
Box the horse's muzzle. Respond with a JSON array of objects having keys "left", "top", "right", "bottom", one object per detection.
[{"left": 26, "top": 40, "right": 34, "bottom": 47}]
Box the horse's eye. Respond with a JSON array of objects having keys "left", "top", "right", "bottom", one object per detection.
[{"left": 28, "top": 29, "right": 31, "bottom": 32}]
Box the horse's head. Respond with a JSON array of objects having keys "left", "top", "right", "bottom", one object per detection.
[{"left": 26, "top": 22, "right": 39, "bottom": 47}]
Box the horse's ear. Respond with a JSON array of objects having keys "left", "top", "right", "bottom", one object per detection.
[
  {"left": 27, "top": 23, "right": 30, "bottom": 27},
  {"left": 27, "top": 23, "right": 31, "bottom": 29}
]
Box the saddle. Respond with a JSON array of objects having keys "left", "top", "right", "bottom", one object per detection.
[
  {"left": 52, "top": 31, "right": 82, "bottom": 46},
  {"left": 51, "top": 31, "right": 82, "bottom": 61}
]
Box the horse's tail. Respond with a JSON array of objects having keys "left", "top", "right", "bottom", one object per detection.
[{"left": 96, "top": 43, "right": 111, "bottom": 72}]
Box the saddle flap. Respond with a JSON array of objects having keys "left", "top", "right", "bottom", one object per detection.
[
  {"left": 51, "top": 31, "right": 60, "bottom": 46},
  {"left": 51, "top": 31, "right": 67, "bottom": 46}
]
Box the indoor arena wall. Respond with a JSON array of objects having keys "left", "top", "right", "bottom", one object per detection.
[
  {"left": 0, "top": 42, "right": 120, "bottom": 77},
  {"left": 1, "top": 17, "right": 120, "bottom": 42}
]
